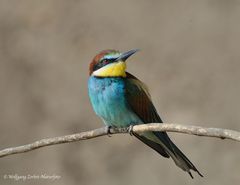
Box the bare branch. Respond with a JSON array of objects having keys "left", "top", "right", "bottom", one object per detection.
[{"left": 0, "top": 123, "right": 239, "bottom": 158}]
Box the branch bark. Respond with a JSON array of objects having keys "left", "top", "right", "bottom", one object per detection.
[{"left": 0, "top": 123, "right": 239, "bottom": 158}]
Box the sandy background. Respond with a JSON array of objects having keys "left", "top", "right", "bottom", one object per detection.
[{"left": 0, "top": 1, "right": 240, "bottom": 185}]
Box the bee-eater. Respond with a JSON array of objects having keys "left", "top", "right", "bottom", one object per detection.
[{"left": 88, "top": 49, "right": 202, "bottom": 178}]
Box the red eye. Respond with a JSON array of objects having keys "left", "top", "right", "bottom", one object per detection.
[{"left": 102, "top": 59, "right": 107, "bottom": 65}]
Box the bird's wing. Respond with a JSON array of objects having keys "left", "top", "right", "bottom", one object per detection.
[
  {"left": 124, "top": 73, "right": 203, "bottom": 177},
  {"left": 124, "top": 72, "right": 170, "bottom": 158},
  {"left": 124, "top": 72, "right": 163, "bottom": 123}
]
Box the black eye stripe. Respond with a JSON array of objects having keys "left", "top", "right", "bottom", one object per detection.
[
  {"left": 93, "top": 58, "right": 117, "bottom": 72},
  {"left": 101, "top": 58, "right": 115, "bottom": 64}
]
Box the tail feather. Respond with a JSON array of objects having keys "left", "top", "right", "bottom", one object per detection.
[
  {"left": 133, "top": 133, "right": 170, "bottom": 158},
  {"left": 135, "top": 131, "right": 203, "bottom": 178},
  {"left": 167, "top": 140, "right": 203, "bottom": 178}
]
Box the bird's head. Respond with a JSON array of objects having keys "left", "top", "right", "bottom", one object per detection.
[{"left": 89, "top": 49, "right": 139, "bottom": 77}]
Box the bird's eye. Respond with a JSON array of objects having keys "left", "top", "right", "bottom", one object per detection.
[{"left": 101, "top": 59, "right": 107, "bottom": 65}]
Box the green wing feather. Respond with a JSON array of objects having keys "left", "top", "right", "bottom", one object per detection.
[
  {"left": 124, "top": 72, "right": 162, "bottom": 123},
  {"left": 124, "top": 72, "right": 170, "bottom": 157},
  {"left": 124, "top": 72, "right": 203, "bottom": 178}
]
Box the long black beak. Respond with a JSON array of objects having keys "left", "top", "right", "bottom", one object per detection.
[{"left": 116, "top": 49, "right": 139, "bottom": 62}]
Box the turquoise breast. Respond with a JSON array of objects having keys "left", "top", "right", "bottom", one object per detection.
[{"left": 88, "top": 77, "right": 142, "bottom": 127}]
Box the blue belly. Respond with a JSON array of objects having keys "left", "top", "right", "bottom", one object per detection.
[{"left": 88, "top": 77, "right": 142, "bottom": 127}]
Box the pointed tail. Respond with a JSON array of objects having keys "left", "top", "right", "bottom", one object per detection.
[
  {"left": 166, "top": 139, "right": 203, "bottom": 178},
  {"left": 134, "top": 132, "right": 203, "bottom": 178}
]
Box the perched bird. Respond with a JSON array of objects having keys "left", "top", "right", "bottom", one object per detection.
[{"left": 88, "top": 49, "right": 202, "bottom": 178}]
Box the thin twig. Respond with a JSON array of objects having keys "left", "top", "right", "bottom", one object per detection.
[{"left": 0, "top": 123, "right": 239, "bottom": 158}]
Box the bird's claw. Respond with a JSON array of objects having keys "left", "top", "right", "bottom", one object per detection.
[
  {"left": 107, "top": 126, "right": 112, "bottom": 137},
  {"left": 128, "top": 125, "right": 134, "bottom": 136}
]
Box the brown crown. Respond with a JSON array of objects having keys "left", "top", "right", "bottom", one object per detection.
[{"left": 89, "top": 49, "right": 117, "bottom": 75}]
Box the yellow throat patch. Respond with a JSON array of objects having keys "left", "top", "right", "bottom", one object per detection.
[{"left": 93, "top": 61, "right": 126, "bottom": 77}]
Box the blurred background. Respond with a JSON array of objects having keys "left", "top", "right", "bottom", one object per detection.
[{"left": 0, "top": 0, "right": 240, "bottom": 185}]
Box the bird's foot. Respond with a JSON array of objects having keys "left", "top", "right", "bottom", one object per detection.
[
  {"left": 128, "top": 125, "right": 134, "bottom": 136},
  {"left": 107, "top": 126, "right": 113, "bottom": 137}
]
